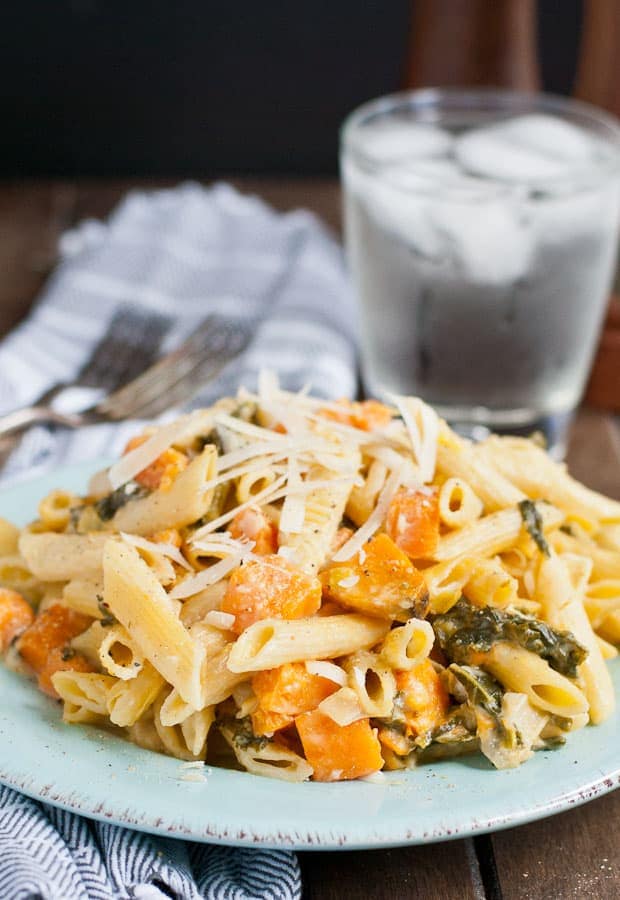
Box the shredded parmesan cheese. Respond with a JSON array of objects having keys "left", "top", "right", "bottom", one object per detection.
[
  {"left": 169, "top": 547, "right": 253, "bottom": 600},
  {"left": 278, "top": 456, "right": 306, "bottom": 534},
  {"left": 331, "top": 465, "right": 404, "bottom": 562},
  {"left": 108, "top": 411, "right": 207, "bottom": 490},
  {"left": 191, "top": 474, "right": 288, "bottom": 541},
  {"left": 318, "top": 687, "right": 366, "bottom": 726},
  {"left": 387, "top": 393, "right": 439, "bottom": 484},
  {"left": 120, "top": 532, "right": 192, "bottom": 570},
  {"left": 204, "top": 610, "right": 236, "bottom": 630},
  {"left": 337, "top": 575, "right": 359, "bottom": 589},
  {"left": 304, "top": 660, "right": 347, "bottom": 686}
]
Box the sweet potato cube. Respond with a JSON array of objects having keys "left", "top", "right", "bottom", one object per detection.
[
  {"left": 229, "top": 507, "right": 278, "bottom": 555},
  {"left": 251, "top": 662, "right": 338, "bottom": 737},
  {"left": 124, "top": 435, "right": 188, "bottom": 492},
  {"left": 319, "top": 399, "right": 392, "bottom": 432},
  {"left": 295, "top": 709, "right": 383, "bottom": 781},
  {"left": 321, "top": 533, "right": 428, "bottom": 621},
  {"left": 222, "top": 555, "right": 322, "bottom": 634},
  {"left": 17, "top": 604, "right": 93, "bottom": 674},
  {"left": 37, "top": 647, "right": 96, "bottom": 698},
  {"left": 251, "top": 707, "right": 294, "bottom": 737},
  {"left": 386, "top": 487, "right": 439, "bottom": 559},
  {"left": 0, "top": 588, "right": 34, "bottom": 652},
  {"left": 395, "top": 659, "right": 449, "bottom": 737}
]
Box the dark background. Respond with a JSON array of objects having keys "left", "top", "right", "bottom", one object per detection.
[{"left": 1, "top": 0, "right": 583, "bottom": 176}]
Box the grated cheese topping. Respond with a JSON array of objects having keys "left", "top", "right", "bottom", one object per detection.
[
  {"left": 304, "top": 660, "right": 347, "bottom": 686},
  {"left": 120, "top": 532, "right": 192, "bottom": 571},
  {"left": 204, "top": 610, "right": 236, "bottom": 630},
  {"left": 387, "top": 393, "right": 439, "bottom": 484},
  {"left": 108, "top": 411, "right": 207, "bottom": 490},
  {"left": 318, "top": 687, "right": 366, "bottom": 726},
  {"left": 169, "top": 545, "right": 254, "bottom": 600},
  {"left": 331, "top": 465, "right": 404, "bottom": 562},
  {"left": 337, "top": 575, "right": 360, "bottom": 589}
]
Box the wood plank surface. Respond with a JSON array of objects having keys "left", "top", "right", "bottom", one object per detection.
[
  {"left": 0, "top": 177, "right": 619, "bottom": 900},
  {"left": 491, "top": 789, "right": 620, "bottom": 900},
  {"left": 300, "top": 842, "right": 483, "bottom": 900}
]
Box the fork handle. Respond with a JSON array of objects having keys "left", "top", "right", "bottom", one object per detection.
[{"left": 0, "top": 405, "right": 81, "bottom": 438}]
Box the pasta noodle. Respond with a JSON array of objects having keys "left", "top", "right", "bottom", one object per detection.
[
  {"left": 438, "top": 478, "right": 483, "bottom": 529},
  {"left": 0, "top": 380, "right": 616, "bottom": 782}
]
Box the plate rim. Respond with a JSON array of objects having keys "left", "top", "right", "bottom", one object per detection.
[{"left": 0, "top": 459, "right": 619, "bottom": 850}]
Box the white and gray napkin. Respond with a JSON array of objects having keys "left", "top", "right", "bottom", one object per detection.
[{"left": 0, "top": 181, "right": 358, "bottom": 899}]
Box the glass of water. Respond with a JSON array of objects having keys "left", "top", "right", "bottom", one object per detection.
[{"left": 341, "top": 89, "right": 620, "bottom": 457}]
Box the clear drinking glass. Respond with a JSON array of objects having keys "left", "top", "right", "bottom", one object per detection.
[{"left": 341, "top": 89, "right": 620, "bottom": 457}]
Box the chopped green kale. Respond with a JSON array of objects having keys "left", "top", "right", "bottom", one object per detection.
[
  {"left": 228, "top": 717, "right": 269, "bottom": 752},
  {"left": 196, "top": 430, "right": 224, "bottom": 455},
  {"left": 448, "top": 664, "right": 504, "bottom": 717},
  {"left": 518, "top": 499, "right": 550, "bottom": 556},
  {"left": 94, "top": 481, "right": 148, "bottom": 522},
  {"left": 432, "top": 597, "right": 587, "bottom": 678}
]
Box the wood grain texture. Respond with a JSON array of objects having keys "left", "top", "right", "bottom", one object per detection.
[
  {"left": 491, "top": 789, "right": 620, "bottom": 900},
  {"left": 0, "top": 181, "right": 75, "bottom": 334},
  {"left": 299, "top": 841, "right": 483, "bottom": 900},
  {"left": 404, "top": 0, "right": 540, "bottom": 90}
]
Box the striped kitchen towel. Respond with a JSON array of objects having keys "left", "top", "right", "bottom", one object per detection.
[
  {"left": 0, "top": 180, "right": 357, "bottom": 483},
  {"left": 0, "top": 181, "right": 358, "bottom": 899}
]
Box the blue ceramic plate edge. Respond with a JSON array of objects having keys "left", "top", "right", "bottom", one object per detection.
[{"left": 0, "top": 459, "right": 618, "bottom": 850}]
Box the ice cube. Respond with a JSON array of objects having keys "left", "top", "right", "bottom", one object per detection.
[
  {"left": 355, "top": 120, "right": 453, "bottom": 163},
  {"left": 455, "top": 114, "right": 597, "bottom": 182},
  {"left": 427, "top": 196, "right": 533, "bottom": 284},
  {"left": 346, "top": 156, "right": 533, "bottom": 283}
]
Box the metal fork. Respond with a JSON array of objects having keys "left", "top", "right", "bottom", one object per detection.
[
  {"left": 0, "top": 308, "right": 170, "bottom": 467},
  {"left": 35, "top": 308, "right": 171, "bottom": 405},
  {"left": 0, "top": 315, "right": 253, "bottom": 438}
]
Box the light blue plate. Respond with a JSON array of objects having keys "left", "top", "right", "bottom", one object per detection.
[{"left": 0, "top": 461, "right": 618, "bottom": 849}]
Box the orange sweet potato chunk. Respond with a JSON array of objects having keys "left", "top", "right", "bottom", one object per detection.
[
  {"left": 0, "top": 588, "right": 34, "bottom": 652},
  {"left": 386, "top": 487, "right": 439, "bottom": 559},
  {"left": 395, "top": 659, "right": 449, "bottom": 737},
  {"left": 37, "top": 647, "right": 96, "bottom": 698},
  {"left": 321, "top": 533, "right": 428, "bottom": 621},
  {"left": 17, "top": 604, "right": 93, "bottom": 674},
  {"left": 295, "top": 709, "right": 383, "bottom": 781},
  {"left": 222, "top": 555, "right": 322, "bottom": 634},
  {"left": 251, "top": 662, "right": 339, "bottom": 735},
  {"left": 124, "top": 435, "right": 188, "bottom": 492},
  {"left": 251, "top": 707, "right": 294, "bottom": 737},
  {"left": 318, "top": 399, "right": 392, "bottom": 432},
  {"left": 229, "top": 507, "right": 278, "bottom": 555}
]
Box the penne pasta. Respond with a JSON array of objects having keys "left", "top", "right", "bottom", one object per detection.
[
  {"left": 227, "top": 615, "right": 390, "bottom": 673},
  {"left": 107, "top": 445, "right": 218, "bottom": 535},
  {"left": 536, "top": 554, "right": 614, "bottom": 723},
  {"left": 103, "top": 541, "right": 205, "bottom": 708},
  {"left": 433, "top": 502, "right": 563, "bottom": 562},
  {"left": 484, "top": 643, "right": 589, "bottom": 719},
  {"left": 2, "top": 380, "right": 617, "bottom": 782}
]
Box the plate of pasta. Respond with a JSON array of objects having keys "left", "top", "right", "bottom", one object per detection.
[{"left": 0, "top": 379, "right": 619, "bottom": 848}]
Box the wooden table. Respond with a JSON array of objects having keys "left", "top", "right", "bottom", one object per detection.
[{"left": 1, "top": 178, "right": 619, "bottom": 900}]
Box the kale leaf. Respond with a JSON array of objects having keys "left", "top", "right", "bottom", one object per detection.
[
  {"left": 518, "top": 499, "right": 550, "bottom": 556},
  {"left": 432, "top": 597, "right": 587, "bottom": 678},
  {"left": 94, "top": 481, "right": 148, "bottom": 522}
]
